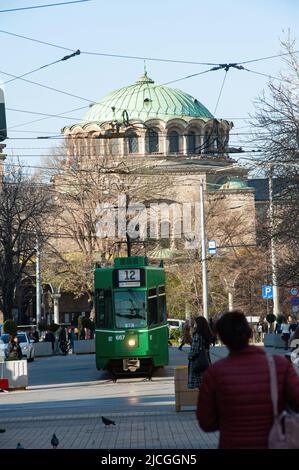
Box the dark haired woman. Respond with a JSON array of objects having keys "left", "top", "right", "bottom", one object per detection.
[
  {"left": 7, "top": 335, "right": 23, "bottom": 361},
  {"left": 187, "top": 316, "right": 213, "bottom": 389},
  {"left": 197, "top": 310, "right": 299, "bottom": 448}
]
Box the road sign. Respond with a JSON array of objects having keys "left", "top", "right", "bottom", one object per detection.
[
  {"left": 292, "top": 306, "right": 299, "bottom": 313},
  {"left": 262, "top": 285, "right": 273, "bottom": 299},
  {"left": 290, "top": 287, "right": 298, "bottom": 296},
  {"left": 291, "top": 297, "right": 299, "bottom": 305},
  {"left": 208, "top": 240, "right": 216, "bottom": 255}
]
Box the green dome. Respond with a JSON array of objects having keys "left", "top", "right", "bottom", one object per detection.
[{"left": 80, "top": 72, "right": 213, "bottom": 126}]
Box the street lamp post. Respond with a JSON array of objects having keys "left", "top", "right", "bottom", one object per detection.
[
  {"left": 199, "top": 177, "right": 209, "bottom": 320},
  {"left": 268, "top": 165, "right": 280, "bottom": 316},
  {"left": 36, "top": 236, "right": 42, "bottom": 327}
]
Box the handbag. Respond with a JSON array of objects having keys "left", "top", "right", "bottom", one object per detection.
[
  {"left": 190, "top": 336, "right": 210, "bottom": 374},
  {"left": 267, "top": 354, "right": 299, "bottom": 449}
]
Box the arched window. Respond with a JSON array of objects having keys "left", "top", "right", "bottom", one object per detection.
[
  {"left": 127, "top": 132, "right": 139, "bottom": 154},
  {"left": 147, "top": 129, "right": 159, "bottom": 153},
  {"left": 169, "top": 130, "right": 179, "bottom": 153},
  {"left": 187, "top": 131, "right": 196, "bottom": 154}
]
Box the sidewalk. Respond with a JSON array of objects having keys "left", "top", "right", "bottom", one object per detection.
[{"left": 0, "top": 345, "right": 296, "bottom": 449}]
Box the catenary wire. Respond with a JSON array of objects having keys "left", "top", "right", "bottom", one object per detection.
[{"left": 0, "top": 1, "right": 91, "bottom": 14}]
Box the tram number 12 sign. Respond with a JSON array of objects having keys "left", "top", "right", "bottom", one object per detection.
[{"left": 118, "top": 269, "right": 141, "bottom": 287}]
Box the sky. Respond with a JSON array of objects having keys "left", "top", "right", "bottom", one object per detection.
[{"left": 0, "top": 0, "right": 299, "bottom": 170}]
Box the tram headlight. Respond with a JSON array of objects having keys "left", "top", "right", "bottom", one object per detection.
[{"left": 128, "top": 339, "right": 136, "bottom": 347}]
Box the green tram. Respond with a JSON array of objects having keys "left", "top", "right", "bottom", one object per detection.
[{"left": 94, "top": 256, "right": 169, "bottom": 376}]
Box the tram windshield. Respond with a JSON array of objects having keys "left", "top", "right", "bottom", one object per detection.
[{"left": 114, "top": 290, "right": 147, "bottom": 328}]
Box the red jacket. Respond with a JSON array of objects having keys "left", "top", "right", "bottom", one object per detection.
[{"left": 197, "top": 346, "right": 299, "bottom": 449}]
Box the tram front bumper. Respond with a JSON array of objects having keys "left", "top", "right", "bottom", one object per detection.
[{"left": 123, "top": 358, "right": 140, "bottom": 372}]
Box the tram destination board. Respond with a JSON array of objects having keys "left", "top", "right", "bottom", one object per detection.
[{"left": 113, "top": 268, "right": 146, "bottom": 287}]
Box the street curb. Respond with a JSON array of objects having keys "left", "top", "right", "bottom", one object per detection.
[{"left": 0, "top": 410, "right": 195, "bottom": 423}]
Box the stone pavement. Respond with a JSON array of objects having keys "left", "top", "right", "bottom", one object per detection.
[
  {"left": 0, "top": 345, "right": 296, "bottom": 449},
  {"left": 0, "top": 411, "right": 218, "bottom": 449}
]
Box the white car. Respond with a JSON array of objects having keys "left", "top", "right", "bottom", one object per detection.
[
  {"left": 0, "top": 332, "right": 35, "bottom": 362},
  {"left": 167, "top": 318, "right": 185, "bottom": 333}
]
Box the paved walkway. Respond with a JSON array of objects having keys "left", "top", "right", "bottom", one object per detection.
[{"left": 0, "top": 345, "right": 296, "bottom": 449}]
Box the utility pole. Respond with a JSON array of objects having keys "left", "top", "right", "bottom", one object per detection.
[
  {"left": 199, "top": 177, "right": 209, "bottom": 320},
  {"left": 36, "top": 236, "right": 42, "bottom": 327},
  {"left": 268, "top": 165, "right": 280, "bottom": 316}
]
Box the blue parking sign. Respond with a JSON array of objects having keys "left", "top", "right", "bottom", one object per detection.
[{"left": 262, "top": 285, "right": 273, "bottom": 299}]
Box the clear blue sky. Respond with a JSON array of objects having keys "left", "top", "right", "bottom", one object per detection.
[{"left": 1, "top": 0, "right": 298, "bottom": 167}]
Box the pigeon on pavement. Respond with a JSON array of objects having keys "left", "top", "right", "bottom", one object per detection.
[
  {"left": 16, "top": 443, "right": 24, "bottom": 449},
  {"left": 51, "top": 433, "right": 59, "bottom": 448},
  {"left": 101, "top": 416, "right": 116, "bottom": 426}
]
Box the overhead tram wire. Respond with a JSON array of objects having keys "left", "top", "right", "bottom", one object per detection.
[
  {"left": 213, "top": 69, "right": 229, "bottom": 115},
  {"left": 7, "top": 105, "right": 87, "bottom": 130},
  {"left": 0, "top": 68, "right": 94, "bottom": 103},
  {"left": 0, "top": 28, "right": 298, "bottom": 66},
  {"left": 2, "top": 50, "right": 81, "bottom": 86},
  {"left": 0, "top": 1, "right": 91, "bottom": 13}
]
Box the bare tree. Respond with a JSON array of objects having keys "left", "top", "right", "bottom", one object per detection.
[
  {"left": 250, "top": 35, "right": 299, "bottom": 285},
  {"left": 0, "top": 163, "right": 56, "bottom": 321}
]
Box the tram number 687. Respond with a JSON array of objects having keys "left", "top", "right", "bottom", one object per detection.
[{"left": 116, "top": 335, "right": 125, "bottom": 341}]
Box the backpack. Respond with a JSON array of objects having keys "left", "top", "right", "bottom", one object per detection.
[{"left": 267, "top": 354, "right": 299, "bottom": 449}]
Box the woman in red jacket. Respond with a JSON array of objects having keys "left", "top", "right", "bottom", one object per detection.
[{"left": 197, "top": 310, "right": 299, "bottom": 449}]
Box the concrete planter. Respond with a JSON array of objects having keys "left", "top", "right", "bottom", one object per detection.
[
  {"left": 273, "top": 334, "right": 286, "bottom": 349},
  {"left": 73, "top": 339, "right": 95, "bottom": 354},
  {"left": 264, "top": 333, "right": 276, "bottom": 347},
  {"left": 0, "top": 359, "right": 28, "bottom": 389},
  {"left": 33, "top": 341, "right": 53, "bottom": 357}
]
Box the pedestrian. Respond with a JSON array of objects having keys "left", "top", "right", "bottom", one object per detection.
[
  {"left": 79, "top": 327, "right": 86, "bottom": 340},
  {"left": 197, "top": 310, "right": 299, "bottom": 449},
  {"left": 209, "top": 317, "right": 217, "bottom": 346},
  {"left": 31, "top": 327, "right": 39, "bottom": 343},
  {"left": 58, "top": 326, "right": 68, "bottom": 354},
  {"left": 274, "top": 321, "right": 282, "bottom": 335},
  {"left": 289, "top": 317, "right": 298, "bottom": 334},
  {"left": 178, "top": 320, "right": 192, "bottom": 350},
  {"left": 74, "top": 327, "right": 79, "bottom": 340},
  {"left": 290, "top": 325, "right": 299, "bottom": 351},
  {"left": 84, "top": 327, "right": 91, "bottom": 340},
  {"left": 44, "top": 329, "right": 55, "bottom": 353},
  {"left": 280, "top": 317, "right": 291, "bottom": 350},
  {"left": 257, "top": 323, "right": 263, "bottom": 343},
  {"left": 7, "top": 335, "right": 23, "bottom": 361},
  {"left": 67, "top": 327, "right": 76, "bottom": 352},
  {"left": 187, "top": 316, "right": 213, "bottom": 389}
]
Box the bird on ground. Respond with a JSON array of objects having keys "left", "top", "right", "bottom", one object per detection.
[
  {"left": 16, "top": 443, "right": 24, "bottom": 449},
  {"left": 0, "top": 429, "right": 6, "bottom": 433},
  {"left": 51, "top": 433, "right": 59, "bottom": 449},
  {"left": 101, "top": 416, "right": 116, "bottom": 426}
]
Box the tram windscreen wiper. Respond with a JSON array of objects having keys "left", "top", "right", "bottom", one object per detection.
[{"left": 116, "top": 312, "right": 144, "bottom": 319}]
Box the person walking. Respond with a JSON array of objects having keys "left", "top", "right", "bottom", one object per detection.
[
  {"left": 188, "top": 316, "right": 213, "bottom": 389},
  {"left": 7, "top": 335, "right": 23, "bottom": 361},
  {"left": 280, "top": 317, "right": 291, "bottom": 350},
  {"left": 44, "top": 329, "right": 55, "bottom": 353},
  {"left": 58, "top": 326, "right": 68, "bottom": 355},
  {"left": 178, "top": 320, "right": 192, "bottom": 350},
  {"left": 197, "top": 310, "right": 299, "bottom": 449},
  {"left": 67, "top": 327, "right": 76, "bottom": 352}
]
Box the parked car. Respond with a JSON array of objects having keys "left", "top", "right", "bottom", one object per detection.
[
  {"left": 167, "top": 318, "right": 185, "bottom": 333},
  {"left": 0, "top": 332, "right": 35, "bottom": 361}
]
